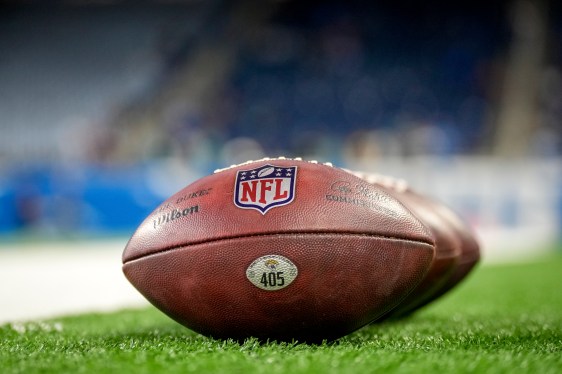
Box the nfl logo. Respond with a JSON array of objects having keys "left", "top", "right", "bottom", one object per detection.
[{"left": 234, "top": 164, "right": 297, "bottom": 214}]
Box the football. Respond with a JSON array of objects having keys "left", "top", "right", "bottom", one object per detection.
[
  {"left": 122, "top": 158, "right": 436, "bottom": 342},
  {"left": 411, "top": 197, "right": 480, "bottom": 309},
  {"left": 348, "top": 171, "right": 479, "bottom": 318}
]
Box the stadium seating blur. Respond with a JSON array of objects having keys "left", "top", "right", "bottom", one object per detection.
[{"left": 0, "top": 0, "right": 561, "bottom": 256}]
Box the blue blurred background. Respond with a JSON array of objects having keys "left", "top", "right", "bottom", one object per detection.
[{"left": 0, "top": 0, "right": 561, "bottom": 259}]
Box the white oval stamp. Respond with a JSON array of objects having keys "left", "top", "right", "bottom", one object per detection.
[{"left": 246, "top": 255, "right": 298, "bottom": 291}]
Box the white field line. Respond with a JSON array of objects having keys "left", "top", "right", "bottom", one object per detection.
[{"left": 0, "top": 239, "right": 148, "bottom": 324}]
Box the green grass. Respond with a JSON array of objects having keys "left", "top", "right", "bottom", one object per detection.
[{"left": 1, "top": 255, "right": 561, "bottom": 374}]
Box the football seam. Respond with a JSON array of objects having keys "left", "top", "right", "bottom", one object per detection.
[{"left": 123, "top": 231, "right": 435, "bottom": 264}]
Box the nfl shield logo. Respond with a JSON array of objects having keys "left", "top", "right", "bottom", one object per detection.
[{"left": 234, "top": 164, "right": 297, "bottom": 214}]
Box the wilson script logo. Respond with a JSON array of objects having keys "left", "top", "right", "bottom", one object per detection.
[{"left": 153, "top": 205, "right": 199, "bottom": 229}]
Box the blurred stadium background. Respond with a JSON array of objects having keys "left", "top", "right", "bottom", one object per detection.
[{"left": 0, "top": 0, "right": 561, "bottom": 322}]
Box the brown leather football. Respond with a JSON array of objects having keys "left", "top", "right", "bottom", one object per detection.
[
  {"left": 348, "top": 171, "right": 479, "bottom": 318},
  {"left": 410, "top": 197, "right": 480, "bottom": 309},
  {"left": 122, "top": 158, "right": 435, "bottom": 342}
]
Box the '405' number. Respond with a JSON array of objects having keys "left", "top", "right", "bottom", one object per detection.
[{"left": 260, "top": 272, "right": 285, "bottom": 288}]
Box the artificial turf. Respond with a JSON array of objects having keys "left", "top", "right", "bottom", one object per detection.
[{"left": 1, "top": 253, "right": 561, "bottom": 374}]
